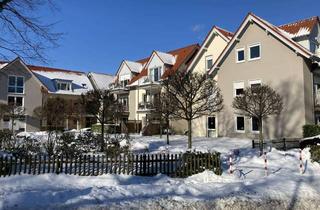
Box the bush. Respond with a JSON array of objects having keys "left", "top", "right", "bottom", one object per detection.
[
  {"left": 0, "top": 130, "right": 13, "bottom": 150},
  {"left": 92, "top": 124, "right": 121, "bottom": 134},
  {"left": 105, "top": 133, "right": 131, "bottom": 157},
  {"left": 310, "top": 145, "right": 320, "bottom": 163},
  {"left": 303, "top": 125, "right": 320, "bottom": 138},
  {"left": 55, "top": 133, "right": 82, "bottom": 157}
]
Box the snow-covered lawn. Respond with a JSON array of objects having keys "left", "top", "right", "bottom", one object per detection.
[{"left": 1, "top": 135, "right": 320, "bottom": 210}]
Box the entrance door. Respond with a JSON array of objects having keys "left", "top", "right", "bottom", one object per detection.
[{"left": 207, "top": 116, "right": 216, "bottom": 137}]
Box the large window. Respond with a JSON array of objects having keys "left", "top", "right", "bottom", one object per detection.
[
  {"left": 236, "top": 116, "right": 245, "bottom": 132},
  {"left": 248, "top": 44, "right": 261, "bottom": 60},
  {"left": 150, "top": 67, "right": 161, "bottom": 82},
  {"left": 205, "top": 55, "right": 213, "bottom": 71},
  {"left": 233, "top": 82, "right": 244, "bottom": 97},
  {"left": 8, "top": 96, "right": 23, "bottom": 107},
  {"left": 236, "top": 48, "right": 245, "bottom": 63},
  {"left": 8, "top": 76, "right": 24, "bottom": 93},
  {"left": 251, "top": 117, "right": 259, "bottom": 132}
]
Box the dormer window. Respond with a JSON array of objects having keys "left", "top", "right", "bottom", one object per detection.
[
  {"left": 56, "top": 81, "right": 72, "bottom": 91},
  {"left": 150, "top": 67, "right": 162, "bottom": 82},
  {"left": 205, "top": 55, "right": 213, "bottom": 71}
]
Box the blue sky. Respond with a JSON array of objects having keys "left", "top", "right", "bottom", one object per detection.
[{"left": 33, "top": 0, "right": 320, "bottom": 74}]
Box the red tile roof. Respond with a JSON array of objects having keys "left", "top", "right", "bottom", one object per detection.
[
  {"left": 215, "top": 26, "right": 234, "bottom": 39},
  {"left": 278, "top": 16, "right": 319, "bottom": 38},
  {"left": 129, "top": 43, "right": 200, "bottom": 85},
  {"left": 28, "top": 64, "right": 85, "bottom": 75}
]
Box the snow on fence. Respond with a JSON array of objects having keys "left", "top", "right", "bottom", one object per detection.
[
  {"left": 0, "top": 152, "right": 221, "bottom": 178},
  {"left": 252, "top": 138, "right": 300, "bottom": 151}
]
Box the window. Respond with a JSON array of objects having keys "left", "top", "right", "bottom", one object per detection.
[
  {"left": 150, "top": 67, "right": 161, "bottom": 82},
  {"left": 8, "top": 96, "right": 23, "bottom": 107},
  {"left": 120, "top": 79, "right": 129, "bottom": 87},
  {"left": 249, "top": 80, "right": 261, "bottom": 89},
  {"left": 236, "top": 116, "right": 245, "bottom": 132},
  {"left": 233, "top": 82, "right": 244, "bottom": 97},
  {"left": 208, "top": 116, "right": 216, "bottom": 130},
  {"left": 248, "top": 44, "right": 261, "bottom": 60},
  {"left": 205, "top": 55, "right": 213, "bottom": 71},
  {"left": 56, "top": 81, "right": 71, "bottom": 91},
  {"left": 236, "top": 48, "right": 245, "bottom": 63},
  {"left": 252, "top": 117, "right": 259, "bottom": 132},
  {"left": 8, "top": 76, "right": 24, "bottom": 93}
]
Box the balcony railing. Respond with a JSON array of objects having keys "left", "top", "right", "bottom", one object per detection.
[{"left": 138, "top": 102, "right": 156, "bottom": 111}]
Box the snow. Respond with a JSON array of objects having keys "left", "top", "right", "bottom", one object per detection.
[
  {"left": 155, "top": 51, "right": 176, "bottom": 65},
  {"left": 1, "top": 135, "right": 320, "bottom": 209},
  {"left": 32, "top": 70, "right": 93, "bottom": 95},
  {"left": 88, "top": 72, "right": 114, "bottom": 90},
  {"left": 125, "top": 60, "right": 143, "bottom": 73}
]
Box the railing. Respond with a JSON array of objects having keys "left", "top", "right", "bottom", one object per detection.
[
  {"left": 138, "top": 102, "right": 155, "bottom": 110},
  {"left": 0, "top": 152, "right": 221, "bottom": 178},
  {"left": 252, "top": 138, "right": 300, "bottom": 151}
]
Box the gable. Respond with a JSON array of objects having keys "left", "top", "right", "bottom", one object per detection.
[
  {"left": 117, "top": 62, "right": 132, "bottom": 80},
  {"left": 145, "top": 52, "right": 165, "bottom": 74}
]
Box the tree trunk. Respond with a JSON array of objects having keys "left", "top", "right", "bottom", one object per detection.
[
  {"left": 159, "top": 115, "right": 163, "bottom": 139},
  {"left": 166, "top": 118, "right": 170, "bottom": 145},
  {"left": 259, "top": 118, "right": 263, "bottom": 155},
  {"left": 101, "top": 120, "right": 105, "bottom": 152},
  {"left": 187, "top": 119, "right": 192, "bottom": 149}
]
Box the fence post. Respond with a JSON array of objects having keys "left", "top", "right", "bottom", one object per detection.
[
  {"left": 0, "top": 156, "right": 3, "bottom": 177},
  {"left": 142, "top": 154, "right": 146, "bottom": 176},
  {"left": 300, "top": 149, "right": 304, "bottom": 174}
]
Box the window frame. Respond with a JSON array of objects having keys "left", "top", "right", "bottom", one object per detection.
[
  {"left": 233, "top": 81, "right": 245, "bottom": 97},
  {"left": 235, "top": 115, "right": 245, "bottom": 133},
  {"left": 205, "top": 55, "right": 213, "bottom": 71},
  {"left": 251, "top": 117, "right": 260, "bottom": 133},
  {"left": 207, "top": 116, "right": 216, "bottom": 130},
  {"left": 236, "top": 48, "right": 245, "bottom": 63},
  {"left": 8, "top": 75, "right": 25, "bottom": 94},
  {"left": 56, "top": 81, "right": 72, "bottom": 91},
  {"left": 248, "top": 43, "right": 261, "bottom": 61},
  {"left": 7, "top": 95, "right": 24, "bottom": 107},
  {"left": 149, "top": 66, "right": 162, "bottom": 82}
]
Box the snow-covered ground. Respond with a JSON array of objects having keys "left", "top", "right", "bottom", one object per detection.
[{"left": 1, "top": 135, "right": 320, "bottom": 210}]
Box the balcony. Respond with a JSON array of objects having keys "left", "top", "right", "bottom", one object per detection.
[
  {"left": 109, "top": 83, "right": 129, "bottom": 94},
  {"left": 138, "top": 101, "right": 156, "bottom": 111}
]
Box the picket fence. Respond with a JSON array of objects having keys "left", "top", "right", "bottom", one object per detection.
[{"left": 0, "top": 152, "right": 221, "bottom": 178}]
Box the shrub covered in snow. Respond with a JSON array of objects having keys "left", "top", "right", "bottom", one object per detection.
[{"left": 105, "top": 133, "right": 131, "bottom": 157}]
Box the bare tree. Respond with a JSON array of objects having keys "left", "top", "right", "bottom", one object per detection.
[
  {"left": 1, "top": 102, "right": 25, "bottom": 134},
  {"left": 232, "top": 84, "right": 283, "bottom": 154},
  {"left": 0, "top": 0, "right": 61, "bottom": 62},
  {"left": 162, "top": 71, "right": 223, "bottom": 149},
  {"left": 42, "top": 97, "right": 68, "bottom": 131},
  {"left": 81, "top": 89, "right": 118, "bottom": 151},
  {"left": 154, "top": 88, "right": 176, "bottom": 145}
]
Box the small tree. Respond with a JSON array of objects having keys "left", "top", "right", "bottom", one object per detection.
[
  {"left": 154, "top": 90, "right": 176, "bottom": 145},
  {"left": 162, "top": 71, "right": 223, "bottom": 149},
  {"left": 232, "top": 84, "right": 283, "bottom": 154},
  {"left": 4, "top": 103, "right": 25, "bottom": 135},
  {"left": 42, "top": 97, "right": 68, "bottom": 131},
  {"left": 81, "top": 89, "right": 118, "bottom": 151}
]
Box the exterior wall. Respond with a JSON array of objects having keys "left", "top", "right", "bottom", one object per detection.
[
  {"left": 190, "top": 33, "right": 228, "bottom": 137},
  {"left": 217, "top": 22, "right": 312, "bottom": 139},
  {"left": 0, "top": 61, "right": 43, "bottom": 132},
  {"left": 118, "top": 63, "right": 133, "bottom": 81},
  {"left": 147, "top": 54, "right": 164, "bottom": 75}
]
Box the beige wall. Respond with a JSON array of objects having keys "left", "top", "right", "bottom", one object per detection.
[
  {"left": 190, "top": 32, "right": 228, "bottom": 137},
  {"left": 0, "top": 61, "right": 43, "bottom": 132},
  {"left": 217, "top": 22, "right": 314, "bottom": 139}
]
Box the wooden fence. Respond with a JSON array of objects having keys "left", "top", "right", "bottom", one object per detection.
[
  {"left": 252, "top": 138, "right": 300, "bottom": 151},
  {"left": 0, "top": 152, "right": 221, "bottom": 178}
]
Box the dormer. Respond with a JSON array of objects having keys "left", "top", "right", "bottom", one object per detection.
[
  {"left": 145, "top": 51, "right": 176, "bottom": 82},
  {"left": 53, "top": 79, "right": 73, "bottom": 91},
  {"left": 114, "top": 60, "right": 144, "bottom": 88}
]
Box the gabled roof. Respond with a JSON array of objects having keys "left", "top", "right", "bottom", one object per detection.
[
  {"left": 209, "top": 13, "right": 317, "bottom": 75},
  {"left": 278, "top": 16, "right": 319, "bottom": 39},
  {"left": 125, "top": 60, "right": 144, "bottom": 73},
  {"left": 88, "top": 72, "right": 114, "bottom": 90},
  {"left": 129, "top": 43, "right": 200, "bottom": 85},
  {"left": 188, "top": 25, "right": 233, "bottom": 71},
  {"left": 154, "top": 51, "right": 176, "bottom": 65}
]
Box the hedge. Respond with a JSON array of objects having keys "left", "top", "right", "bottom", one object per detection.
[
  {"left": 310, "top": 145, "right": 320, "bottom": 163},
  {"left": 302, "top": 124, "right": 320, "bottom": 138},
  {"left": 91, "top": 124, "right": 120, "bottom": 134}
]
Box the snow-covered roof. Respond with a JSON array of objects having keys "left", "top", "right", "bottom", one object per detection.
[
  {"left": 0, "top": 62, "right": 8, "bottom": 69},
  {"left": 278, "top": 16, "right": 319, "bottom": 39},
  {"left": 125, "top": 60, "right": 143, "bottom": 73},
  {"left": 155, "top": 51, "right": 176, "bottom": 65},
  {"left": 31, "top": 68, "right": 93, "bottom": 95},
  {"left": 88, "top": 72, "right": 114, "bottom": 90}
]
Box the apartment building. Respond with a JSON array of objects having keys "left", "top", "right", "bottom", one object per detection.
[
  {"left": 0, "top": 57, "right": 114, "bottom": 132},
  {"left": 110, "top": 44, "right": 199, "bottom": 134},
  {"left": 208, "top": 13, "right": 320, "bottom": 139},
  {"left": 187, "top": 26, "right": 233, "bottom": 137}
]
